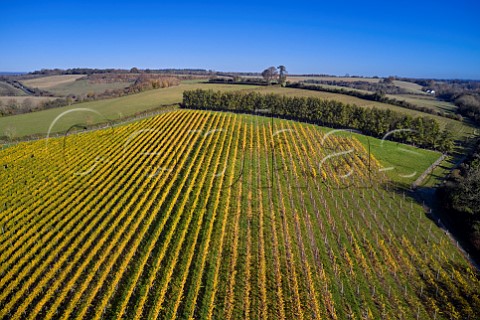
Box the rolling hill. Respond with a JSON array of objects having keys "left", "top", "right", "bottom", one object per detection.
[{"left": 0, "top": 110, "right": 478, "bottom": 319}]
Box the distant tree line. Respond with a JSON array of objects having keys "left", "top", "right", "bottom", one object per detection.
[
  {"left": 291, "top": 74, "right": 375, "bottom": 78},
  {"left": 30, "top": 68, "right": 130, "bottom": 76},
  {"left": 87, "top": 73, "right": 136, "bottom": 83},
  {"left": 142, "top": 69, "right": 213, "bottom": 75},
  {"left": 182, "top": 89, "right": 454, "bottom": 152},
  {"left": 288, "top": 82, "right": 463, "bottom": 121},
  {"left": 29, "top": 68, "right": 276, "bottom": 79},
  {"left": 438, "top": 140, "right": 480, "bottom": 254},
  {"left": 29, "top": 68, "right": 215, "bottom": 76}
]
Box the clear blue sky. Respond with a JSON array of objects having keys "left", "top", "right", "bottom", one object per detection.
[{"left": 1, "top": 0, "right": 479, "bottom": 79}]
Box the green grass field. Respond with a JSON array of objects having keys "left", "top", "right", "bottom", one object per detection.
[
  {"left": 392, "top": 80, "right": 425, "bottom": 94},
  {"left": 1, "top": 109, "right": 478, "bottom": 319},
  {"left": 387, "top": 93, "right": 458, "bottom": 114},
  {"left": 325, "top": 128, "right": 442, "bottom": 186},
  {"left": 288, "top": 76, "right": 381, "bottom": 83},
  {"left": 43, "top": 78, "right": 135, "bottom": 97},
  {"left": 287, "top": 76, "right": 424, "bottom": 94}
]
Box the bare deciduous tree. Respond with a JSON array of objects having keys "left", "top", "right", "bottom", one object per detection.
[
  {"left": 277, "top": 65, "right": 287, "bottom": 86},
  {"left": 262, "top": 66, "right": 278, "bottom": 84}
]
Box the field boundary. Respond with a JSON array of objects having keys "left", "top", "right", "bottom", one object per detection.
[
  {"left": 411, "top": 154, "right": 447, "bottom": 189},
  {"left": 0, "top": 104, "right": 179, "bottom": 147}
]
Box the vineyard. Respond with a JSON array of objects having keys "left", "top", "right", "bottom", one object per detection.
[{"left": 0, "top": 109, "right": 479, "bottom": 319}]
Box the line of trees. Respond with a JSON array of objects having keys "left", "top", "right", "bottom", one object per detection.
[
  {"left": 438, "top": 140, "right": 480, "bottom": 254},
  {"left": 288, "top": 82, "right": 463, "bottom": 121},
  {"left": 182, "top": 89, "right": 455, "bottom": 152}
]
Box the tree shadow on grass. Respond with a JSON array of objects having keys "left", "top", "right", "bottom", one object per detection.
[{"left": 387, "top": 180, "right": 480, "bottom": 270}]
